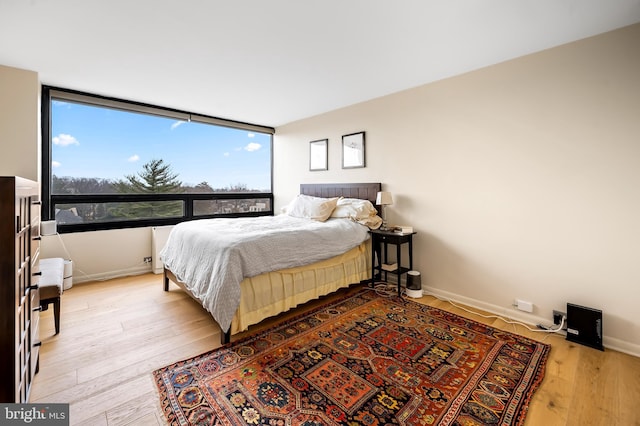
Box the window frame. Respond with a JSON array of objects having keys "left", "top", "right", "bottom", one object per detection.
[{"left": 41, "top": 86, "right": 275, "bottom": 233}]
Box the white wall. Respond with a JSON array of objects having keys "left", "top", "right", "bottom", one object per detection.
[
  {"left": 275, "top": 24, "right": 640, "bottom": 355},
  {"left": 0, "top": 64, "right": 40, "bottom": 182},
  {"left": 40, "top": 228, "right": 152, "bottom": 282}
]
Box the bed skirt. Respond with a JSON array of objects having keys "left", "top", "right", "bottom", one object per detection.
[{"left": 164, "top": 239, "right": 372, "bottom": 337}]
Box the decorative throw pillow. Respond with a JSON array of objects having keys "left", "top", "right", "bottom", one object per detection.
[
  {"left": 285, "top": 194, "right": 339, "bottom": 222},
  {"left": 331, "top": 198, "right": 378, "bottom": 219}
]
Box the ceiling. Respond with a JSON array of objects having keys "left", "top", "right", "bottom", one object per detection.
[{"left": 1, "top": 1, "right": 639, "bottom": 128}]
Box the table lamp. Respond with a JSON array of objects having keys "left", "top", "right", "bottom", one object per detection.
[{"left": 376, "top": 191, "right": 393, "bottom": 230}]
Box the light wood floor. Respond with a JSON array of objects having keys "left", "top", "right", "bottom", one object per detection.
[{"left": 30, "top": 273, "right": 640, "bottom": 425}]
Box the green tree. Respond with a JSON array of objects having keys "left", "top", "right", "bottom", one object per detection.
[
  {"left": 114, "top": 159, "right": 182, "bottom": 193},
  {"left": 110, "top": 159, "right": 184, "bottom": 219}
]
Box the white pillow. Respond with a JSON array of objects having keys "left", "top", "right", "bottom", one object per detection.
[
  {"left": 331, "top": 198, "right": 378, "bottom": 220},
  {"left": 285, "top": 194, "right": 339, "bottom": 222}
]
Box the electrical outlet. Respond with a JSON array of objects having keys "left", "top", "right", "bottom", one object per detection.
[
  {"left": 143, "top": 256, "right": 152, "bottom": 263},
  {"left": 553, "top": 310, "right": 567, "bottom": 329},
  {"left": 515, "top": 299, "right": 534, "bottom": 313}
]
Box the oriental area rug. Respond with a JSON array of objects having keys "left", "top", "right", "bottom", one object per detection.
[{"left": 154, "top": 289, "right": 550, "bottom": 425}]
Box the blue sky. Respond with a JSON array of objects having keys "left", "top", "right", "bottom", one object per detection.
[{"left": 51, "top": 101, "right": 272, "bottom": 190}]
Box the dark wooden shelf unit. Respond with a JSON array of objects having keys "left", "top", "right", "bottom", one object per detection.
[
  {"left": 370, "top": 229, "right": 416, "bottom": 297},
  {"left": 0, "top": 176, "right": 41, "bottom": 403}
]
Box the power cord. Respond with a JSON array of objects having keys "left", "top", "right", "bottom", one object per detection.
[
  {"left": 367, "top": 281, "right": 567, "bottom": 337},
  {"left": 371, "top": 281, "right": 402, "bottom": 298},
  {"left": 535, "top": 317, "right": 566, "bottom": 333},
  {"left": 50, "top": 232, "right": 91, "bottom": 281},
  {"left": 429, "top": 293, "right": 567, "bottom": 335}
]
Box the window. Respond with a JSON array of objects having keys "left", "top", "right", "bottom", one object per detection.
[{"left": 42, "top": 87, "right": 274, "bottom": 233}]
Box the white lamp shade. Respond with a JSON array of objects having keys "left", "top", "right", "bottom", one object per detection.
[{"left": 376, "top": 191, "right": 393, "bottom": 206}]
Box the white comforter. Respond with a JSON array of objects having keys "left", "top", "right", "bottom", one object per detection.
[{"left": 160, "top": 215, "right": 370, "bottom": 333}]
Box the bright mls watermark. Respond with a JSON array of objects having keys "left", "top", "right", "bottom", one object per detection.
[{"left": 1, "top": 404, "right": 69, "bottom": 425}]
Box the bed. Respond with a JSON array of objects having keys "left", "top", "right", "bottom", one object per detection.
[{"left": 162, "top": 182, "right": 381, "bottom": 344}]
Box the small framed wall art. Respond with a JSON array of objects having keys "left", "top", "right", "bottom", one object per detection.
[
  {"left": 309, "top": 139, "right": 328, "bottom": 171},
  {"left": 342, "top": 131, "right": 365, "bottom": 169}
]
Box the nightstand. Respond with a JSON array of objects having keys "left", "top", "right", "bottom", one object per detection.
[{"left": 370, "top": 229, "right": 416, "bottom": 296}]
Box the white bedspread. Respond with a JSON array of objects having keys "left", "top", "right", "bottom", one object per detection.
[{"left": 160, "top": 215, "right": 370, "bottom": 333}]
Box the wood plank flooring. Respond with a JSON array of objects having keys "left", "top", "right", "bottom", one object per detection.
[{"left": 30, "top": 273, "right": 640, "bottom": 425}]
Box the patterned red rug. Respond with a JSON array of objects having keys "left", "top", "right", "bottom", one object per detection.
[{"left": 154, "top": 289, "right": 550, "bottom": 425}]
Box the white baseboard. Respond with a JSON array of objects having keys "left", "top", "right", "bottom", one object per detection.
[
  {"left": 73, "top": 264, "right": 152, "bottom": 284},
  {"left": 422, "top": 285, "right": 640, "bottom": 358}
]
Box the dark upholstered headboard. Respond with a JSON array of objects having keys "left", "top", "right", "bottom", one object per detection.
[{"left": 300, "top": 183, "right": 381, "bottom": 205}]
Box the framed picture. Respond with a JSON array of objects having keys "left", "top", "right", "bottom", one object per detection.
[
  {"left": 309, "top": 139, "right": 328, "bottom": 171},
  {"left": 342, "top": 131, "right": 365, "bottom": 169}
]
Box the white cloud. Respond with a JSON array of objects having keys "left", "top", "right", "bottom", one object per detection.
[
  {"left": 244, "top": 142, "right": 261, "bottom": 152},
  {"left": 223, "top": 152, "right": 230, "bottom": 157},
  {"left": 247, "top": 132, "right": 255, "bottom": 138},
  {"left": 171, "top": 121, "right": 185, "bottom": 130},
  {"left": 128, "top": 154, "right": 140, "bottom": 162},
  {"left": 51, "top": 160, "right": 61, "bottom": 168},
  {"left": 52, "top": 133, "right": 79, "bottom": 146}
]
